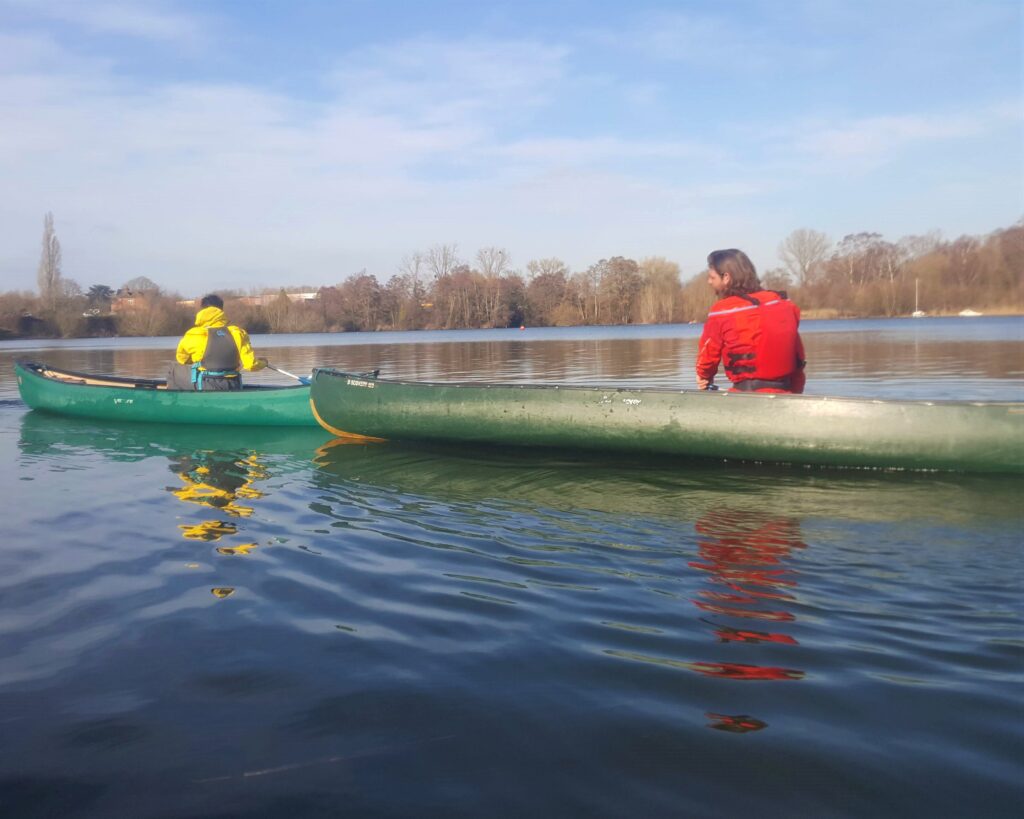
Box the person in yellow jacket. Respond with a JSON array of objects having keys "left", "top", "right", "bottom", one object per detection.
[{"left": 173, "top": 294, "right": 267, "bottom": 391}]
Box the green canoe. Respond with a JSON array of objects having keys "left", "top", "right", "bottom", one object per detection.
[
  {"left": 309, "top": 368, "right": 1024, "bottom": 473},
  {"left": 15, "top": 361, "right": 318, "bottom": 426}
]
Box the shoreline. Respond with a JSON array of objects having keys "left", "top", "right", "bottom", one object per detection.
[
  {"left": 1, "top": 311, "right": 1021, "bottom": 343},
  {"left": 800, "top": 307, "right": 1021, "bottom": 320}
]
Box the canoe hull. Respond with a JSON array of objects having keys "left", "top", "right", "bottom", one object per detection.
[
  {"left": 309, "top": 368, "right": 1024, "bottom": 473},
  {"left": 15, "top": 361, "right": 317, "bottom": 426}
]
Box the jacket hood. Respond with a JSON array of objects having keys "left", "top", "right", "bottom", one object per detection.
[{"left": 194, "top": 306, "right": 227, "bottom": 328}]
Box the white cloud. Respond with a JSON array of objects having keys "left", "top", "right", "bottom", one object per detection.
[
  {"left": 0, "top": 31, "right": 71, "bottom": 71},
  {"left": 0, "top": 0, "right": 206, "bottom": 43},
  {"left": 796, "top": 113, "right": 981, "bottom": 163},
  {"left": 584, "top": 10, "right": 778, "bottom": 69},
  {"left": 488, "top": 136, "right": 722, "bottom": 165},
  {"left": 329, "top": 37, "right": 571, "bottom": 123}
]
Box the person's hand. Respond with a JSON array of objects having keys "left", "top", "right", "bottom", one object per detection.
[
  {"left": 697, "top": 376, "right": 710, "bottom": 390},
  {"left": 253, "top": 357, "right": 268, "bottom": 371}
]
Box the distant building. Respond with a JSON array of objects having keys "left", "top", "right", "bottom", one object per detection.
[
  {"left": 110, "top": 291, "right": 141, "bottom": 312},
  {"left": 237, "top": 292, "right": 319, "bottom": 307},
  {"left": 111, "top": 287, "right": 165, "bottom": 313}
]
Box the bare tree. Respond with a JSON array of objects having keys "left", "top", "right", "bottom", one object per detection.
[
  {"left": 779, "top": 228, "right": 830, "bottom": 287},
  {"left": 679, "top": 271, "right": 716, "bottom": 322},
  {"left": 36, "top": 212, "right": 63, "bottom": 308},
  {"left": 474, "top": 248, "right": 514, "bottom": 326},
  {"left": 761, "top": 267, "right": 793, "bottom": 292},
  {"left": 382, "top": 274, "right": 422, "bottom": 329},
  {"left": 121, "top": 276, "right": 162, "bottom": 295},
  {"left": 526, "top": 269, "right": 569, "bottom": 325},
  {"left": 570, "top": 269, "right": 599, "bottom": 324},
  {"left": 425, "top": 244, "right": 461, "bottom": 280},
  {"left": 398, "top": 252, "right": 426, "bottom": 299},
  {"left": 341, "top": 273, "right": 383, "bottom": 330},
  {"left": 598, "top": 257, "right": 642, "bottom": 324},
  {"left": 263, "top": 290, "right": 295, "bottom": 333},
  {"left": 525, "top": 257, "right": 568, "bottom": 281},
  {"left": 898, "top": 230, "right": 943, "bottom": 259},
  {"left": 637, "top": 257, "right": 680, "bottom": 324},
  {"left": 475, "top": 247, "right": 511, "bottom": 279}
]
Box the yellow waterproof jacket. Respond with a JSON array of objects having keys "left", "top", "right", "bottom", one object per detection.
[{"left": 175, "top": 306, "right": 265, "bottom": 371}]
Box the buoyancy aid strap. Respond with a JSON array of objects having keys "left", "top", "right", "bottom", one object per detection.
[
  {"left": 709, "top": 291, "right": 790, "bottom": 318},
  {"left": 708, "top": 303, "right": 757, "bottom": 317},
  {"left": 708, "top": 298, "right": 780, "bottom": 318},
  {"left": 732, "top": 377, "right": 792, "bottom": 391},
  {"left": 725, "top": 350, "right": 755, "bottom": 375},
  {"left": 190, "top": 363, "right": 239, "bottom": 392}
]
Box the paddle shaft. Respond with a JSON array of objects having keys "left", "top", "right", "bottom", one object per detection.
[{"left": 267, "top": 364, "right": 310, "bottom": 384}]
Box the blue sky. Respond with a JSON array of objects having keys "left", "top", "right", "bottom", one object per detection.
[{"left": 1, "top": 0, "right": 1020, "bottom": 296}]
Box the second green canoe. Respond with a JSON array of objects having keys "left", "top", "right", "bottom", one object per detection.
[
  {"left": 309, "top": 368, "right": 1024, "bottom": 473},
  {"left": 16, "top": 361, "right": 317, "bottom": 426}
]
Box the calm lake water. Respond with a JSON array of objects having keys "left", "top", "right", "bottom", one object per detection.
[{"left": 1, "top": 317, "right": 1022, "bottom": 817}]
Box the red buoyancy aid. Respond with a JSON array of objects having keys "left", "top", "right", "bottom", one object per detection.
[{"left": 696, "top": 290, "right": 806, "bottom": 393}]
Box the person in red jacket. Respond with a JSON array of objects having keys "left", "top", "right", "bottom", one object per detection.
[{"left": 696, "top": 249, "right": 806, "bottom": 393}]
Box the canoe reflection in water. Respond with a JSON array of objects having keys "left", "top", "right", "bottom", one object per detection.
[
  {"left": 690, "top": 510, "right": 806, "bottom": 733},
  {"left": 167, "top": 450, "right": 267, "bottom": 555}
]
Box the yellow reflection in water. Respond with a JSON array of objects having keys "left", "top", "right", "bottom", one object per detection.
[
  {"left": 179, "top": 521, "right": 238, "bottom": 541},
  {"left": 167, "top": 451, "right": 269, "bottom": 553},
  {"left": 216, "top": 543, "right": 258, "bottom": 556}
]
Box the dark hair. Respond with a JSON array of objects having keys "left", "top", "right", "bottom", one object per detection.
[
  {"left": 200, "top": 294, "right": 224, "bottom": 309},
  {"left": 707, "top": 249, "right": 760, "bottom": 296}
]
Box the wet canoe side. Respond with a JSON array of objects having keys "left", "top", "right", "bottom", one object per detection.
[
  {"left": 309, "top": 368, "right": 1024, "bottom": 473},
  {"left": 15, "top": 361, "right": 318, "bottom": 426}
]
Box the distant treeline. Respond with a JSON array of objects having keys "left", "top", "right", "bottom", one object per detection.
[{"left": 3, "top": 220, "right": 1021, "bottom": 339}]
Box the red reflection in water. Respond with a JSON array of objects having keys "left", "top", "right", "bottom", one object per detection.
[
  {"left": 706, "top": 713, "right": 768, "bottom": 733},
  {"left": 699, "top": 583, "right": 795, "bottom": 602},
  {"left": 693, "top": 600, "right": 794, "bottom": 620},
  {"left": 707, "top": 623, "right": 798, "bottom": 645},
  {"left": 691, "top": 512, "right": 804, "bottom": 625},
  {"left": 688, "top": 662, "right": 803, "bottom": 681},
  {"left": 689, "top": 562, "right": 798, "bottom": 588},
  {"left": 690, "top": 511, "right": 807, "bottom": 730}
]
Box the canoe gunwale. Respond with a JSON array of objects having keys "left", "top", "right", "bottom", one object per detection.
[
  {"left": 17, "top": 360, "right": 308, "bottom": 393},
  {"left": 311, "top": 367, "right": 1023, "bottom": 410}
]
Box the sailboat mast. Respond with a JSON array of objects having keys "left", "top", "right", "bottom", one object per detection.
[{"left": 912, "top": 278, "right": 926, "bottom": 317}]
